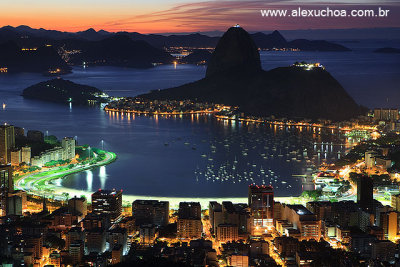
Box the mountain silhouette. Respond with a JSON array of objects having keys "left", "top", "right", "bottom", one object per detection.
[{"left": 140, "top": 26, "right": 363, "bottom": 121}]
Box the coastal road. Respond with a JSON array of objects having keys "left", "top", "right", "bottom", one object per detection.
[{"left": 15, "top": 151, "right": 116, "bottom": 198}]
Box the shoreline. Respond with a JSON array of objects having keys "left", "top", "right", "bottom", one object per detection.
[
  {"left": 49, "top": 185, "right": 303, "bottom": 208},
  {"left": 14, "top": 151, "right": 117, "bottom": 198}
]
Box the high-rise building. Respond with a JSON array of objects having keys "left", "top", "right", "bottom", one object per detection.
[
  {"left": 21, "top": 146, "right": 31, "bottom": 165},
  {"left": 365, "top": 151, "right": 378, "bottom": 168},
  {"left": 216, "top": 224, "right": 239, "bottom": 243},
  {"left": 281, "top": 204, "right": 321, "bottom": 240},
  {"left": 178, "top": 202, "right": 201, "bottom": 219},
  {"left": 85, "top": 228, "right": 106, "bottom": 254},
  {"left": 209, "top": 201, "right": 249, "bottom": 234},
  {"left": 177, "top": 218, "right": 202, "bottom": 239},
  {"left": 62, "top": 137, "right": 76, "bottom": 160},
  {"left": 0, "top": 125, "right": 15, "bottom": 164},
  {"left": 357, "top": 175, "right": 374, "bottom": 212},
  {"left": 139, "top": 224, "right": 158, "bottom": 245},
  {"left": 379, "top": 211, "right": 399, "bottom": 240},
  {"left": 111, "top": 244, "right": 123, "bottom": 265},
  {"left": 177, "top": 202, "right": 202, "bottom": 239},
  {"left": 69, "top": 240, "right": 84, "bottom": 265},
  {"left": 391, "top": 194, "right": 400, "bottom": 212},
  {"left": 68, "top": 196, "right": 87, "bottom": 218},
  {"left": 91, "top": 189, "right": 122, "bottom": 223},
  {"left": 0, "top": 164, "right": 13, "bottom": 216},
  {"left": 66, "top": 227, "right": 84, "bottom": 250},
  {"left": 7, "top": 194, "right": 22, "bottom": 216},
  {"left": 10, "top": 148, "right": 21, "bottom": 166},
  {"left": 132, "top": 200, "right": 169, "bottom": 226},
  {"left": 374, "top": 108, "right": 399, "bottom": 122},
  {"left": 248, "top": 185, "right": 274, "bottom": 235}
]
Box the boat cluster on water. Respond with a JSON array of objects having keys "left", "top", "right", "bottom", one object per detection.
[{"left": 165, "top": 125, "right": 352, "bottom": 191}]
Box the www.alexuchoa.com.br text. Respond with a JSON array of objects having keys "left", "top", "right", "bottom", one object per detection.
[{"left": 260, "top": 7, "right": 390, "bottom": 18}]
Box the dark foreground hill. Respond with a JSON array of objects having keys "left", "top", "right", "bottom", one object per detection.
[
  {"left": 0, "top": 41, "right": 70, "bottom": 74},
  {"left": 140, "top": 26, "right": 363, "bottom": 121}
]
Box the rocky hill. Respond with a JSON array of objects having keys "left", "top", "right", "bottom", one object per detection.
[{"left": 140, "top": 26, "right": 363, "bottom": 121}]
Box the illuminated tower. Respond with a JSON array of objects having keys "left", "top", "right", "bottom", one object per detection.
[
  {"left": 92, "top": 189, "right": 122, "bottom": 223},
  {"left": 248, "top": 185, "right": 274, "bottom": 235},
  {"left": 0, "top": 124, "right": 15, "bottom": 164},
  {"left": 0, "top": 164, "right": 13, "bottom": 216}
]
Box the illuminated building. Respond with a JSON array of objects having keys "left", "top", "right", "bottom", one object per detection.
[
  {"left": 62, "top": 137, "right": 76, "bottom": 160},
  {"left": 111, "top": 244, "right": 123, "bottom": 264},
  {"left": 21, "top": 146, "right": 31, "bottom": 165},
  {"left": 391, "top": 194, "right": 400, "bottom": 212},
  {"left": 379, "top": 211, "right": 399, "bottom": 240},
  {"left": 139, "top": 224, "right": 158, "bottom": 245},
  {"left": 216, "top": 224, "right": 239, "bottom": 243},
  {"left": 228, "top": 254, "right": 248, "bottom": 267},
  {"left": 177, "top": 218, "right": 202, "bottom": 239},
  {"left": 281, "top": 204, "right": 321, "bottom": 240},
  {"left": 0, "top": 164, "right": 13, "bottom": 216},
  {"left": 209, "top": 201, "right": 249, "bottom": 234},
  {"left": 365, "top": 151, "right": 378, "bottom": 168},
  {"left": 0, "top": 125, "right": 15, "bottom": 164},
  {"left": 357, "top": 176, "right": 374, "bottom": 212},
  {"left": 177, "top": 202, "right": 202, "bottom": 239},
  {"left": 248, "top": 185, "right": 274, "bottom": 235},
  {"left": 91, "top": 189, "right": 122, "bottom": 223},
  {"left": 49, "top": 251, "right": 61, "bottom": 267},
  {"left": 374, "top": 108, "right": 399, "bottom": 122},
  {"left": 132, "top": 199, "right": 169, "bottom": 226},
  {"left": 10, "top": 148, "right": 21, "bottom": 166}
]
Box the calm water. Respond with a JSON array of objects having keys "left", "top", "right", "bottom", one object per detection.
[{"left": 0, "top": 43, "right": 399, "bottom": 198}]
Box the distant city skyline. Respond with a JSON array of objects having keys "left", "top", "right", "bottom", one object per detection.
[{"left": 0, "top": 0, "right": 399, "bottom": 33}]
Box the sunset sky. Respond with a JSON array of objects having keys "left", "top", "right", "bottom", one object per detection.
[{"left": 0, "top": 0, "right": 399, "bottom": 33}]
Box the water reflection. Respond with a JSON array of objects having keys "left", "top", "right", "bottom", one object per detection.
[
  {"left": 99, "top": 166, "right": 107, "bottom": 189},
  {"left": 86, "top": 170, "right": 93, "bottom": 191}
]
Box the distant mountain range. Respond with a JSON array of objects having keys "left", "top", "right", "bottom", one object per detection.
[
  {"left": 0, "top": 25, "right": 350, "bottom": 51},
  {"left": 141, "top": 26, "right": 364, "bottom": 121}
]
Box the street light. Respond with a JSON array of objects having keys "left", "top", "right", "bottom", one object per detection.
[
  {"left": 101, "top": 140, "right": 104, "bottom": 150},
  {"left": 88, "top": 146, "right": 91, "bottom": 161}
]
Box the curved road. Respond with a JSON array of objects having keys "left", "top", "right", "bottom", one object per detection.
[{"left": 15, "top": 151, "right": 116, "bottom": 199}]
